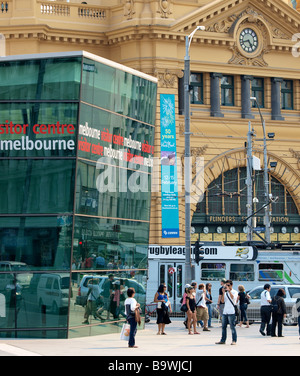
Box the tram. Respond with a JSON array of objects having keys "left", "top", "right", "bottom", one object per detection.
[{"left": 146, "top": 244, "right": 300, "bottom": 312}]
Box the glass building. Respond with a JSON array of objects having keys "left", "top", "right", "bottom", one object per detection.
[{"left": 0, "top": 51, "right": 157, "bottom": 338}]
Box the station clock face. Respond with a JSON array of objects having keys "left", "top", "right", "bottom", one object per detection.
[
  {"left": 230, "top": 226, "right": 236, "bottom": 234},
  {"left": 216, "top": 226, "right": 222, "bottom": 234},
  {"left": 239, "top": 28, "right": 258, "bottom": 53}
]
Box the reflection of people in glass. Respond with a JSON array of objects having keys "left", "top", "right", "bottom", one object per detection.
[
  {"left": 110, "top": 280, "right": 126, "bottom": 319},
  {"left": 102, "top": 274, "right": 114, "bottom": 319},
  {"left": 82, "top": 279, "right": 102, "bottom": 324}
]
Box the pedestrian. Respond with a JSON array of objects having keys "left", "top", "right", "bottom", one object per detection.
[
  {"left": 206, "top": 283, "right": 213, "bottom": 328},
  {"left": 259, "top": 284, "right": 272, "bottom": 336},
  {"left": 102, "top": 274, "right": 114, "bottom": 319},
  {"left": 217, "top": 278, "right": 226, "bottom": 322},
  {"left": 196, "top": 283, "right": 210, "bottom": 331},
  {"left": 271, "top": 288, "right": 287, "bottom": 337},
  {"left": 82, "top": 278, "right": 102, "bottom": 324},
  {"left": 182, "top": 284, "right": 191, "bottom": 329},
  {"left": 215, "top": 280, "right": 238, "bottom": 345},
  {"left": 154, "top": 284, "right": 172, "bottom": 335},
  {"left": 124, "top": 287, "right": 140, "bottom": 348},
  {"left": 186, "top": 286, "right": 200, "bottom": 335},
  {"left": 237, "top": 285, "right": 250, "bottom": 328},
  {"left": 296, "top": 295, "right": 300, "bottom": 341}
]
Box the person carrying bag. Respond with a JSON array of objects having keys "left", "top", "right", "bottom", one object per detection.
[{"left": 124, "top": 287, "right": 140, "bottom": 348}]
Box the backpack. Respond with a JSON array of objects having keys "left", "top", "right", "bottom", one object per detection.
[{"left": 271, "top": 296, "right": 279, "bottom": 313}]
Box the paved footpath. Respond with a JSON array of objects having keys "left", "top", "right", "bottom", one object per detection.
[{"left": 0, "top": 318, "right": 299, "bottom": 357}]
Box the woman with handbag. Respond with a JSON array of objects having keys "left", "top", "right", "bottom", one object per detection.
[
  {"left": 154, "top": 284, "right": 172, "bottom": 335},
  {"left": 124, "top": 287, "right": 140, "bottom": 348},
  {"left": 271, "top": 288, "right": 287, "bottom": 337},
  {"left": 237, "top": 285, "right": 250, "bottom": 328},
  {"left": 186, "top": 286, "right": 200, "bottom": 335}
]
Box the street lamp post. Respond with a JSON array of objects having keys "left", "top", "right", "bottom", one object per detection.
[
  {"left": 250, "top": 96, "right": 271, "bottom": 244},
  {"left": 246, "top": 121, "right": 254, "bottom": 241},
  {"left": 184, "top": 26, "right": 205, "bottom": 286}
]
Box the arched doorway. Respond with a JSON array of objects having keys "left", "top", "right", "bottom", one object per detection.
[{"left": 191, "top": 149, "right": 300, "bottom": 245}]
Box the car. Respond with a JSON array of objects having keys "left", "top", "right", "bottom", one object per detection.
[
  {"left": 246, "top": 284, "right": 300, "bottom": 325},
  {"left": 37, "top": 273, "right": 70, "bottom": 313},
  {"left": 0, "top": 261, "right": 33, "bottom": 290},
  {"left": 75, "top": 275, "right": 146, "bottom": 307}
]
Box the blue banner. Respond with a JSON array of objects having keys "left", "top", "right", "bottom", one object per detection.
[{"left": 160, "top": 94, "right": 179, "bottom": 238}]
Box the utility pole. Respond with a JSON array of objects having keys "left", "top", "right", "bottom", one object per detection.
[
  {"left": 250, "top": 97, "right": 271, "bottom": 244},
  {"left": 246, "top": 121, "right": 253, "bottom": 241},
  {"left": 184, "top": 26, "right": 205, "bottom": 286}
]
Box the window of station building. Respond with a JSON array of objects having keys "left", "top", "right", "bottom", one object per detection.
[
  {"left": 251, "top": 78, "right": 264, "bottom": 108},
  {"left": 195, "top": 167, "right": 299, "bottom": 218},
  {"left": 201, "top": 263, "right": 226, "bottom": 281},
  {"left": 258, "top": 263, "right": 284, "bottom": 281},
  {"left": 190, "top": 73, "right": 204, "bottom": 104},
  {"left": 281, "top": 80, "right": 293, "bottom": 110},
  {"left": 221, "top": 75, "right": 234, "bottom": 106},
  {"left": 229, "top": 263, "right": 254, "bottom": 281}
]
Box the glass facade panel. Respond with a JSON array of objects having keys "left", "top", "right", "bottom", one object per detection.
[
  {"left": 0, "top": 58, "right": 81, "bottom": 101},
  {"left": 69, "top": 270, "right": 147, "bottom": 338},
  {"left": 0, "top": 102, "right": 78, "bottom": 158},
  {"left": 0, "top": 52, "right": 157, "bottom": 338},
  {"left": 0, "top": 216, "right": 73, "bottom": 270},
  {"left": 0, "top": 160, "right": 75, "bottom": 214},
  {"left": 81, "top": 58, "right": 157, "bottom": 125},
  {"left": 0, "top": 271, "right": 69, "bottom": 338}
]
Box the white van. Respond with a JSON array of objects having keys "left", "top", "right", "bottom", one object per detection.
[{"left": 37, "top": 273, "right": 70, "bottom": 314}]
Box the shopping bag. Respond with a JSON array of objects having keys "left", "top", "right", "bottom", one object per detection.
[{"left": 120, "top": 323, "right": 131, "bottom": 341}]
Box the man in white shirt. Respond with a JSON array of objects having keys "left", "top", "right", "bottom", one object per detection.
[
  {"left": 216, "top": 280, "right": 238, "bottom": 345},
  {"left": 259, "top": 284, "right": 272, "bottom": 336},
  {"left": 196, "top": 284, "right": 210, "bottom": 331}
]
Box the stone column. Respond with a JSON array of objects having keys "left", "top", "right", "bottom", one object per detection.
[
  {"left": 241, "top": 75, "right": 254, "bottom": 119},
  {"left": 271, "top": 77, "right": 284, "bottom": 120},
  {"left": 210, "top": 72, "right": 224, "bottom": 117}
]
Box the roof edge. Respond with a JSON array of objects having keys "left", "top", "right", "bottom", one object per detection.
[{"left": 0, "top": 50, "right": 158, "bottom": 83}]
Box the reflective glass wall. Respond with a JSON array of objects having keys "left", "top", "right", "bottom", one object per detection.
[{"left": 0, "top": 53, "right": 157, "bottom": 338}]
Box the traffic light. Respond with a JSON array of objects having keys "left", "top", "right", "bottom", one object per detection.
[
  {"left": 78, "top": 238, "right": 83, "bottom": 255},
  {"left": 194, "top": 241, "right": 201, "bottom": 265}
]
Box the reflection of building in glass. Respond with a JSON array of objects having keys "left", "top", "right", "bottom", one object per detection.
[{"left": 0, "top": 51, "right": 157, "bottom": 339}]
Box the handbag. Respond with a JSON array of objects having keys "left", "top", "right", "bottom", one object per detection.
[
  {"left": 120, "top": 323, "right": 131, "bottom": 341},
  {"left": 180, "top": 303, "right": 188, "bottom": 312},
  {"left": 226, "top": 292, "right": 239, "bottom": 316},
  {"left": 135, "top": 307, "right": 142, "bottom": 325}
]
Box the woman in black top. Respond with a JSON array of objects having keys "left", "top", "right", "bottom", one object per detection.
[
  {"left": 186, "top": 286, "right": 200, "bottom": 335},
  {"left": 237, "top": 285, "right": 250, "bottom": 328},
  {"left": 271, "top": 288, "right": 287, "bottom": 337}
]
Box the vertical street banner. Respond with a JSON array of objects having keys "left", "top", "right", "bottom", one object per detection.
[{"left": 160, "top": 94, "right": 180, "bottom": 238}]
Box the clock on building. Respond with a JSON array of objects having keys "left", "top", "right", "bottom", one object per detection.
[
  {"left": 216, "top": 226, "right": 223, "bottom": 234},
  {"left": 239, "top": 28, "right": 258, "bottom": 53},
  {"left": 203, "top": 226, "right": 209, "bottom": 234},
  {"left": 230, "top": 226, "right": 236, "bottom": 234}
]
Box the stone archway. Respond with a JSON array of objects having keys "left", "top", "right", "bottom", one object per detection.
[{"left": 190, "top": 147, "right": 300, "bottom": 221}]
